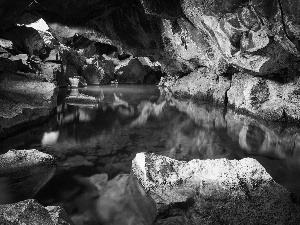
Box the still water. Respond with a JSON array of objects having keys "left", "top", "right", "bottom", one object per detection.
[{"left": 1, "top": 85, "right": 300, "bottom": 224}]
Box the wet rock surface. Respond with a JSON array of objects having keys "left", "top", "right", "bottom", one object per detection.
[
  {"left": 0, "top": 199, "right": 73, "bottom": 225},
  {"left": 132, "top": 152, "right": 300, "bottom": 224}
]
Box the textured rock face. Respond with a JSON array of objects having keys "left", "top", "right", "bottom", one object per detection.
[
  {"left": 0, "top": 150, "right": 56, "bottom": 204},
  {"left": 169, "top": 68, "right": 231, "bottom": 104},
  {"left": 132, "top": 152, "right": 300, "bottom": 224},
  {"left": 0, "top": 72, "right": 57, "bottom": 137},
  {"left": 0, "top": 199, "right": 74, "bottom": 225},
  {"left": 1, "top": 0, "right": 300, "bottom": 121},
  {"left": 227, "top": 72, "right": 300, "bottom": 121}
]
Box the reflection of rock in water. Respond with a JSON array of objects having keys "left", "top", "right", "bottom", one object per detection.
[
  {"left": 0, "top": 149, "right": 56, "bottom": 204},
  {"left": 51, "top": 173, "right": 157, "bottom": 225},
  {"left": 132, "top": 153, "right": 300, "bottom": 224},
  {"left": 168, "top": 94, "right": 300, "bottom": 161},
  {"left": 239, "top": 124, "right": 266, "bottom": 153},
  {"left": 94, "top": 174, "right": 156, "bottom": 225},
  {"left": 167, "top": 95, "right": 300, "bottom": 196}
]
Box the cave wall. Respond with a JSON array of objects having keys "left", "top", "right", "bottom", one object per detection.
[{"left": 1, "top": 0, "right": 300, "bottom": 131}]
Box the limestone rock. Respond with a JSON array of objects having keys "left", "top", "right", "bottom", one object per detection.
[
  {"left": 132, "top": 152, "right": 300, "bottom": 224},
  {"left": 46, "top": 205, "right": 75, "bottom": 225},
  {"left": 227, "top": 72, "right": 300, "bottom": 121},
  {"left": 169, "top": 68, "right": 231, "bottom": 104},
  {"left": 0, "top": 72, "right": 57, "bottom": 137},
  {"left": 0, "top": 199, "right": 73, "bottom": 225},
  {"left": 0, "top": 150, "right": 56, "bottom": 204}
]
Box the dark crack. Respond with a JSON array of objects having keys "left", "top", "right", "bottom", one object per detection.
[{"left": 277, "top": 0, "right": 293, "bottom": 43}]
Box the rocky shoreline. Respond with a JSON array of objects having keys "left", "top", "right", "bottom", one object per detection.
[
  {"left": 1, "top": 149, "right": 299, "bottom": 225},
  {"left": 159, "top": 69, "right": 300, "bottom": 123}
]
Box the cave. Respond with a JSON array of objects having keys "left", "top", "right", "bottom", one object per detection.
[{"left": 1, "top": 0, "right": 300, "bottom": 224}]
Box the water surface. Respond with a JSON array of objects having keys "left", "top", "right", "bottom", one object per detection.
[{"left": 1, "top": 84, "right": 300, "bottom": 224}]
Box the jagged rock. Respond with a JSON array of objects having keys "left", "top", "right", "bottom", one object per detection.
[
  {"left": 46, "top": 205, "right": 75, "bottom": 225},
  {"left": 0, "top": 149, "right": 56, "bottom": 204},
  {"left": 0, "top": 199, "right": 74, "bottom": 225},
  {"left": 0, "top": 26, "right": 46, "bottom": 57},
  {"left": 132, "top": 152, "right": 300, "bottom": 224}
]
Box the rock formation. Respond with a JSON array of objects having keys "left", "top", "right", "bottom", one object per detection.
[
  {"left": 0, "top": 149, "right": 56, "bottom": 204},
  {"left": 132, "top": 152, "right": 300, "bottom": 224},
  {"left": 2, "top": 0, "right": 300, "bottom": 126},
  {"left": 0, "top": 199, "right": 74, "bottom": 225}
]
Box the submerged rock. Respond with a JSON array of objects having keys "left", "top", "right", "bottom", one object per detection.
[
  {"left": 0, "top": 199, "right": 74, "bottom": 225},
  {"left": 0, "top": 149, "right": 56, "bottom": 204},
  {"left": 132, "top": 152, "right": 300, "bottom": 224},
  {"left": 65, "top": 93, "right": 99, "bottom": 105},
  {"left": 94, "top": 173, "right": 157, "bottom": 225}
]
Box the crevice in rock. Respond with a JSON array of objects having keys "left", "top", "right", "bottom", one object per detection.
[
  {"left": 281, "top": 108, "right": 288, "bottom": 123},
  {"left": 277, "top": 0, "right": 293, "bottom": 43},
  {"left": 223, "top": 88, "right": 229, "bottom": 118}
]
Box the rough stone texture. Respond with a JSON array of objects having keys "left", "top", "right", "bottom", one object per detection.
[
  {"left": 132, "top": 152, "right": 300, "bottom": 224},
  {"left": 0, "top": 26, "right": 46, "bottom": 57},
  {"left": 0, "top": 149, "right": 56, "bottom": 204},
  {"left": 2, "top": 0, "right": 300, "bottom": 121},
  {"left": 0, "top": 72, "right": 57, "bottom": 137},
  {"left": 169, "top": 68, "right": 231, "bottom": 104},
  {"left": 0, "top": 199, "right": 74, "bottom": 225},
  {"left": 46, "top": 205, "right": 75, "bottom": 225},
  {"left": 227, "top": 72, "right": 300, "bottom": 121}
]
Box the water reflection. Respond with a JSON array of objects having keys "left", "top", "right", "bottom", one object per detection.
[{"left": 1, "top": 85, "right": 300, "bottom": 224}]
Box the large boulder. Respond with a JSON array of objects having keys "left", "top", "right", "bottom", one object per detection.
[
  {"left": 116, "top": 58, "right": 147, "bottom": 84},
  {"left": 0, "top": 149, "right": 55, "bottom": 204},
  {"left": 132, "top": 152, "right": 300, "bottom": 224},
  {"left": 227, "top": 72, "right": 300, "bottom": 121},
  {"left": 0, "top": 199, "right": 74, "bottom": 225},
  {"left": 0, "top": 72, "right": 57, "bottom": 137},
  {"left": 167, "top": 67, "right": 231, "bottom": 104}
]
